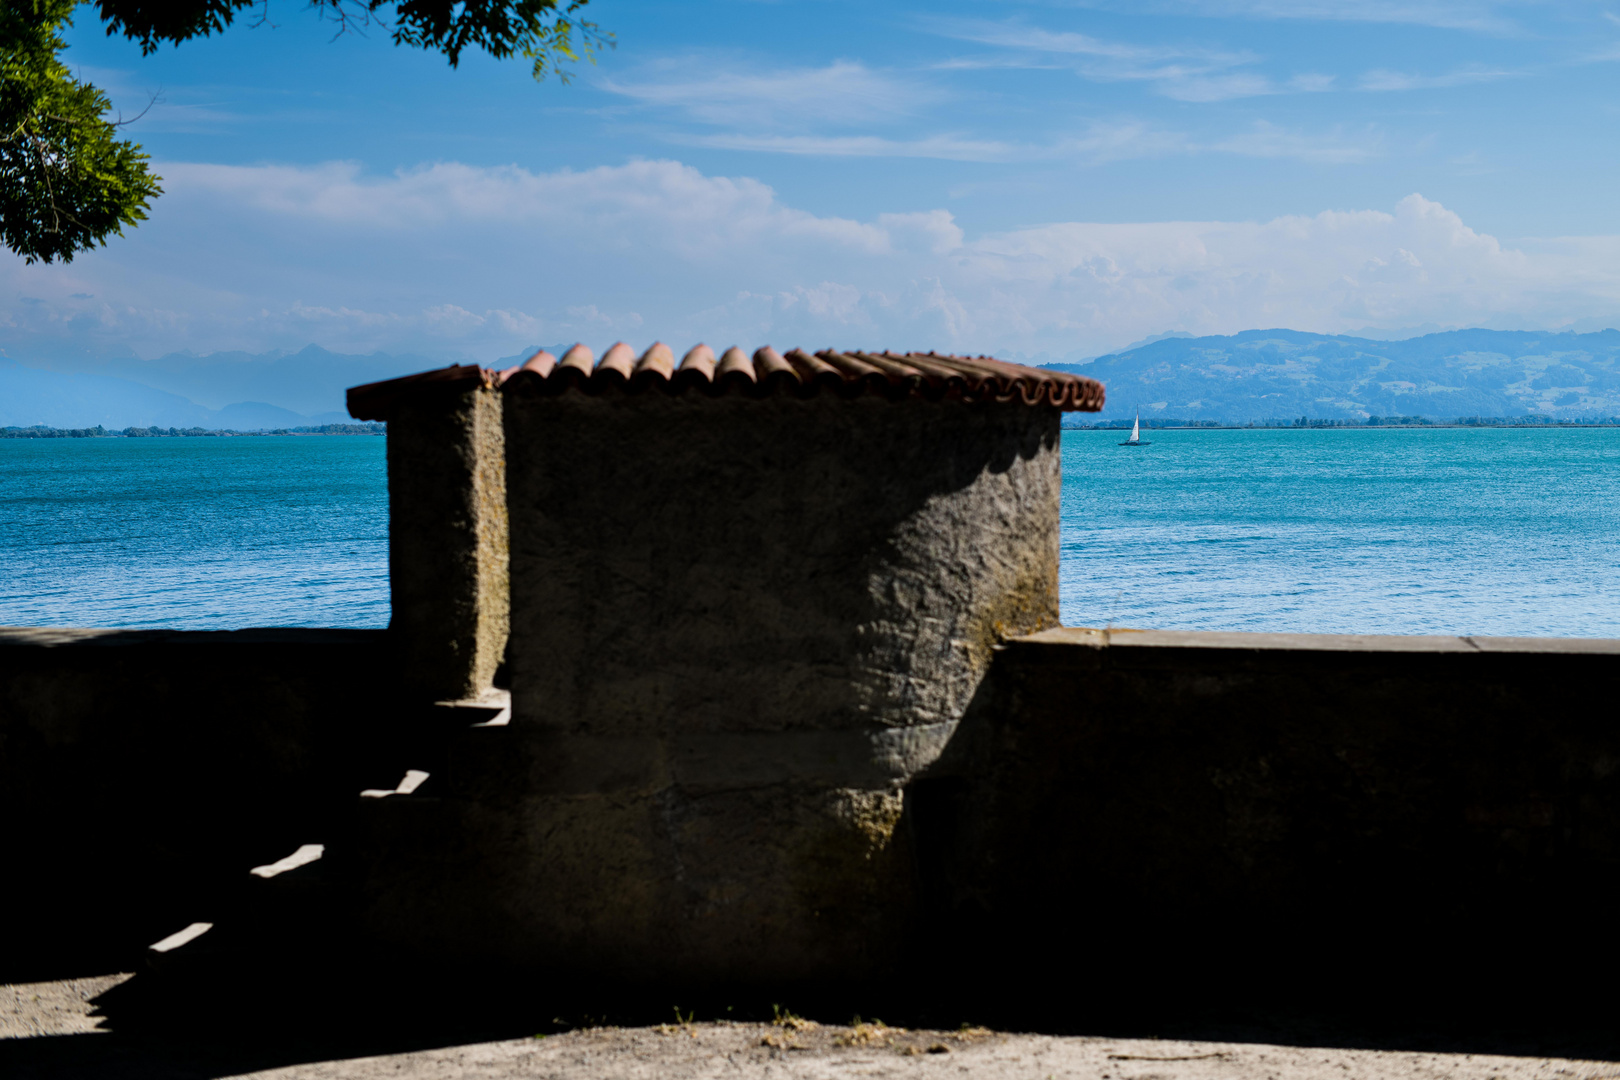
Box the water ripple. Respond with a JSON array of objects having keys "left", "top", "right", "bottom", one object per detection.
[{"left": 1060, "top": 426, "right": 1620, "bottom": 637}]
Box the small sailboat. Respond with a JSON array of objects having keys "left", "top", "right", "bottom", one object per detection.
[{"left": 1118, "top": 412, "right": 1151, "bottom": 447}]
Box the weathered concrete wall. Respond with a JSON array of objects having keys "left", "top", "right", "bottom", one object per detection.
[
  {"left": 386, "top": 385, "right": 508, "bottom": 702},
  {"left": 910, "top": 627, "right": 1620, "bottom": 1004},
  {"left": 0, "top": 627, "right": 400, "bottom": 978},
  {"left": 358, "top": 388, "right": 1064, "bottom": 983}
]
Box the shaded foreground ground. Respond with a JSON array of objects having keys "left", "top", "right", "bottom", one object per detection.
[{"left": 4, "top": 969, "right": 1619, "bottom": 1080}]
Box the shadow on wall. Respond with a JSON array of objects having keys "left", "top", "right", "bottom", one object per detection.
[
  {"left": 0, "top": 626, "right": 433, "bottom": 985},
  {"left": 908, "top": 628, "right": 1620, "bottom": 1029}
]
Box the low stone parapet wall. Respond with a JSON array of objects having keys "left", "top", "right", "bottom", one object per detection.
[
  {"left": 912, "top": 627, "right": 1620, "bottom": 1005},
  {"left": 0, "top": 627, "right": 396, "bottom": 977},
  {"left": 4, "top": 623, "right": 1617, "bottom": 999}
]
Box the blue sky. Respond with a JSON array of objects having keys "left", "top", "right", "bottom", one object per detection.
[{"left": 5, "top": 0, "right": 1620, "bottom": 364}]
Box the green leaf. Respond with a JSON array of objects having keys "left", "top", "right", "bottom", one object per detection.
[{"left": 1, "top": 0, "right": 163, "bottom": 263}]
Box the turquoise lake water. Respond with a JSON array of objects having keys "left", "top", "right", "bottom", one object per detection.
[
  {"left": 1062, "top": 426, "right": 1620, "bottom": 636},
  {"left": 0, "top": 436, "right": 389, "bottom": 630},
  {"left": 2, "top": 428, "right": 1617, "bottom": 636}
]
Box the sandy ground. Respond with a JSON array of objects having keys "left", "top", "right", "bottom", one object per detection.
[{"left": 4, "top": 975, "right": 1617, "bottom": 1080}]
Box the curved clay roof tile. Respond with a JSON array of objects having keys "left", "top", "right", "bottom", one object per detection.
[{"left": 349, "top": 343, "right": 1104, "bottom": 419}]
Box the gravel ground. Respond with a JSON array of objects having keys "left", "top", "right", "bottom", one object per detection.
[
  {"left": 5, "top": 976, "right": 1616, "bottom": 1080},
  {"left": 222, "top": 1020, "right": 1620, "bottom": 1080},
  {"left": 1, "top": 974, "right": 133, "bottom": 1040}
]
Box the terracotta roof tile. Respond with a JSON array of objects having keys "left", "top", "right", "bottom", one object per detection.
[{"left": 349, "top": 343, "right": 1103, "bottom": 420}]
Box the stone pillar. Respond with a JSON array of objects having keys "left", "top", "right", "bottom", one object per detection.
[{"left": 347, "top": 365, "right": 508, "bottom": 703}]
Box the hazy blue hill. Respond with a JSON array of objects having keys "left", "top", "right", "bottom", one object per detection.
[
  {"left": 7, "top": 345, "right": 433, "bottom": 416},
  {"left": 214, "top": 402, "right": 321, "bottom": 430},
  {"left": 0, "top": 362, "right": 218, "bottom": 429},
  {"left": 0, "top": 361, "right": 361, "bottom": 430},
  {"left": 1050, "top": 328, "right": 1620, "bottom": 422},
  {"left": 0, "top": 346, "right": 457, "bottom": 429}
]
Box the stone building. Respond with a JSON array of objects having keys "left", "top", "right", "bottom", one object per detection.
[{"left": 351, "top": 342, "right": 1104, "bottom": 982}]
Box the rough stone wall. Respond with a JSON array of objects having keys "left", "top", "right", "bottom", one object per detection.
[
  {"left": 386, "top": 386, "right": 508, "bottom": 701},
  {"left": 358, "top": 388, "right": 1062, "bottom": 983},
  {"left": 507, "top": 392, "right": 1060, "bottom": 738}
]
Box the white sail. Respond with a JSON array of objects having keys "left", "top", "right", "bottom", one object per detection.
[{"left": 1130, "top": 414, "right": 1140, "bottom": 443}]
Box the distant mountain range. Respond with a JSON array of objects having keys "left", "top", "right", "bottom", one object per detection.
[
  {"left": 7, "top": 330, "right": 1620, "bottom": 429},
  {"left": 0, "top": 346, "right": 444, "bottom": 430},
  {"left": 1045, "top": 328, "right": 1620, "bottom": 422},
  {"left": 0, "top": 344, "right": 565, "bottom": 430}
]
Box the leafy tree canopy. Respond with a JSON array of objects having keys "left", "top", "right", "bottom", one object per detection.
[
  {"left": 95, "top": 0, "right": 604, "bottom": 81},
  {"left": 1, "top": 0, "right": 603, "bottom": 263},
  {"left": 2, "top": 0, "right": 162, "bottom": 263}
]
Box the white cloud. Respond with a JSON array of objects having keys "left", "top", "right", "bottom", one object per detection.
[
  {"left": 920, "top": 17, "right": 1423, "bottom": 103},
  {"left": 680, "top": 122, "right": 1187, "bottom": 164},
  {"left": 924, "top": 13, "right": 1530, "bottom": 105},
  {"left": 587, "top": 45, "right": 1234, "bottom": 161},
  {"left": 923, "top": 17, "right": 1275, "bottom": 100},
  {"left": 1158, "top": 72, "right": 1278, "bottom": 102},
  {"left": 598, "top": 60, "right": 938, "bottom": 129},
  {"left": 1237, "top": 0, "right": 1511, "bottom": 30},
  {"left": 1358, "top": 67, "right": 1520, "bottom": 91},
  {"left": 1210, "top": 121, "right": 1382, "bottom": 163},
  {"left": 929, "top": 56, "right": 1070, "bottom": 72},
  {"left": 679, "top": 133, "right": 1023, "bottom": 162},
  {"left": 161, "top": 158, "right": 891, "bottom": 254},
  {"left": 1577, "top": 41, "right": 1620, "bottom": 61},
  {"left": 1082, "top": 1, "right": 1522, "bottom": 35},
  {"left": 1289, "top": 73, "right": 1337, "bottom": 92},
  {"left": 661, "top": 114, "right": 1347, "bottom": 167},
  {"left": 5, "top": 160, "right": 1619, "bottom": 363},
  {"left": 928, "top": 20, "right": 1243, "bottom": 65}
]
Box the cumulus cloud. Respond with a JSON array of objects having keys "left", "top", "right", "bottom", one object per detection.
[
  {"left": 161, "top": 158, "right": 891, "bottom": 254},
  {"left": 3, "top": 159, "right": 1618, "bottom": 362}
]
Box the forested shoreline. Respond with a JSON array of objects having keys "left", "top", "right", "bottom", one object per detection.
[{"left": 1, "top": 423, "right": 385, "bottom": 439}]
